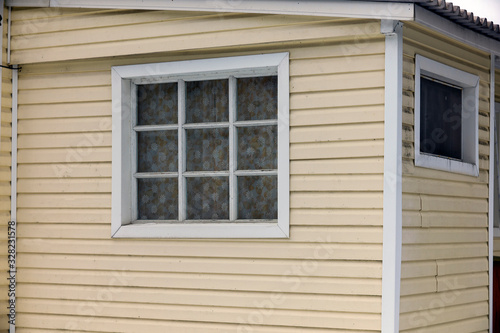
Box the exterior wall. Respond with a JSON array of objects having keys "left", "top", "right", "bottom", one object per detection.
[
  {"left": 10, "top": 8, "right": 386, "bottom": 332},
  {"left": 400, "top": 23, "right": 491, "bottom": 332},
  {"left": 0, "top": 6, "right": 12, "bottom": 333}
]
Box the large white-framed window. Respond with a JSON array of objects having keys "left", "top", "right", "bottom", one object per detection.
[
  {"left": 111, "top": 53, "right": 290, "bottom": 238},
  {"left": 414, "top": 54, "right": 479, "bottom": 176}
]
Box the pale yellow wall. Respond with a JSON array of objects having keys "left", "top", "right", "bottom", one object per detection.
[
  {"left": 495, "top": 68, "right": 500, "bottom": 257},
  {"left": 11, "top": 8, "right": 386, "bottom": 332},
  {"left": 400, "top": 23, "right": 491, "bottom": 332}
]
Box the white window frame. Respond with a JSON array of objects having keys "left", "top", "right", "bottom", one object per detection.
[
  {"left": 414, "top": 54, "right": 480, "bottom": 176},
  {"left": 111, "top": 53, "right": 290, "bottom": 238}
]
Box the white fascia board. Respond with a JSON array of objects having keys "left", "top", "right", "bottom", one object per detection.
[
  {"left": 415, "top": 5, "right": 500, "bottom": 55},
  {"left": 6, "top": 0, "right": 415, "bottom": 20},
  {"left": 381, "top": 19, "right": 403, "bottom": 333}
]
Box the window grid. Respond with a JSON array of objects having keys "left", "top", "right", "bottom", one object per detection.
[{"left": 133, "top": 76, "right": 278, "bottom": 222}]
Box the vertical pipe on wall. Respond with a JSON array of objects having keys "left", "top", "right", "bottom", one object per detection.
[
  {"left": 8, "top": 64, "right": 17, "bottom": 333},
  {"left": 381, "top": 19, "right": 403, "bottom": 333},
  {"left": 489, "top": 53, "right": 497, "bottom": 333}
]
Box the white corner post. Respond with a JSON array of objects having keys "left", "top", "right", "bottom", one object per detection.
[
  {"left": 489, "top": 53, "right": 497, "bottom": 333},
  {"left": 381, "top": 19, "right": 403, "bottom": 333}
]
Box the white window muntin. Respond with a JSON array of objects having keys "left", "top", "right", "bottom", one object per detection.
[
  {"left": 111, "top": 53, "right": 290, "bottom": 238},
  {"left": 414, "top": 54, "right": 480, "bottom": 176}
]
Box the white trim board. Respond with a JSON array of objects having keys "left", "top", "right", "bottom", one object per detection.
[
  {"left": 381, "top": 19, "right": 403, "bottom": 333},
  {"left": 5, "top": 0, "right": 415, "bottom": 20}
]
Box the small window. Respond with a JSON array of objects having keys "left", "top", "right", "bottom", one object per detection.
[
  {"left": 415, "top": 55, "right": 479, "bottom": 176},
  {"left": 111, "top": 53, "right": 289, "bottom": 238}
]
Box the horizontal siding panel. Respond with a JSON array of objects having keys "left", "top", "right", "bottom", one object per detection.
[
  {"left": 17, "top": 239, "right": 383, "bottom": 260},
  {"left": 290, "top": 123, "right": 383, "bottom": 143},
  {"left": 402, "top": 244, "right": 488, "bottom": 261},
  {"left": 291, "top": 175, "right": 383, "bottom": 192},
  {"left": 18, "top": 102, "right": 111, "bottom": 119},
  {"left": 19, "top": 86, "right": 111, "bottom": 104},
  {"left": 18, "top": 283, "right": 381, "bottom": 313},
  {"left": 15, "top": 298, "right": 381, "bottom": 330},
  {"left": 12, "top": 20, "right": 381, "bottom": 64},
  {"left": 291, "top": 192, "right": 383, "bottom": 209},
  {"left": 290, "top": 140, "right": 384, "bottom": 160},
  {"left": 291, "top": 209, "right": 382, "bottom": 226},
  {"left": 12, "top": 14, "right": 343, "bottom": 50},
  {"left": 401, "top": 261, "right": 436, "bottom": 279},
  {"left": 18, "top": 254, "right": 382, "bottom": 278},
  {"left": 437, "top": 272, "right": 488, "bottom": 292},
  {"left": 400, "top": 277, "right": 436, "bottom": 296},
  {"left": 403, "top": 177, "right": 488, "bottom": 198},
  {"left": 17, "top": 193, "right": 111, "bottom": 208},
  {"left": 291, "top": 158, "right": 384, "bottom": 175},
  {"left": 17, "top": 268, "right": 383, "bottom": 296},
  {"left": 399, "top": 301, "right": 488, "bottom": 331},
  {"left": 290, "top": 70, "right": 384, "bottom": 93},
  {"left": 18, "top": 163, "right": 111, "bottom": 178},
  {"left": 436, "top": 258, "right": 489, "bottom": 276},
  {"left": 402, "top": 228, "right": 487, "bottom": 244},
  {"left": 18, "top": 132, "right": 110, "bottom": 149},
  {"left": 17, "top": 208, "right": 110, "bottom": 223},
  {"left": 290, "top": 39, "right": 384, "bottom": 59},
  {"left": 400, "top": 287, "right": 488, "bottom": 314},
  {"left": 18, "top": 71, "right": 110, "bottom": 90},
  {"left": 18, "top": 117, "right": 111, "bottom": 134},
  {"left": 291, "top": 88, "right": 384, "bottom": 110},
  {"left": 420, "top": 195, "right": 488, "bottom": 213},
  {"left": 403, "top": 160, "right": 489, "bottom": 183},
  {"left": 18, "top": 147, "right": 111, "bottom": 163},
  {"left": 401, "top": 317, "right": 488, "bottom": 333},
  {"left": 17, "top": 178, "right": 111, "bottom": 193},
  {"left": 290, "top": 105, "right": 384, "bottom": 127},
  {"left": 290, "top": 54, "right": 384, "bottom": 76}
]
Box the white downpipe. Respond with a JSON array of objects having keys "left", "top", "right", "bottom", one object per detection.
[
  {"left": 9, "top": 65, "right": 17, "bottom": 333},
  {"left": 489, "top": 54, "right": 497, "bottom": 333},
  {"left": 381, "top": 19, "right": 403, "bottom": 333}
]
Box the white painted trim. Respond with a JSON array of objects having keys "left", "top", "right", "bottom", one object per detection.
[
  {"left": 415, "top": 5, "right": 500, "bottom": 56},
  {"left": 9, "top": 66, "right": 17, "bottom": 333},
  {"left": 5, "top": 0, "right": 415, "bottom": 20},
  {"left": 414, "top": 55, "right": 480, "bottom": 176},
  {"left": 112, "top": 52, "right": 289, "bottom": 238},
  {"left": 489, "top": 53, "right": 496, "bottom": 333},
  {"left": 381, "top": 19, "right": 403, "bottom": 333}
]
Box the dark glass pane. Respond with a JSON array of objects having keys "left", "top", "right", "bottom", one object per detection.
[
  {"left": 420, "top": 77, "right": 462, "bottom": 160},
  {"left": 237, "top": 76, "right": 277, "bottom": 121},
  {"left": 238, "top": 126, "right": 277, "bottom": 170},
  {"left": 238, "top": 176, "right": 277, "bottom": 220},
  {"left": 186, "top": 128, "right": 229, "bottom": 171},
  {"left": 186, "top": 177, "right": 229, "bottom": 220},
  {"left": 137, "top": 83, "right": 178, "bottom": 125},
  {"left": 138, "top": 178, "right": 178, "bottom": 220},
  {"left": 186, "top": 80, "right": 228, "bottom": 123},
  {"left": 138, "top": 130, "right": 178, "bottom": 172}
]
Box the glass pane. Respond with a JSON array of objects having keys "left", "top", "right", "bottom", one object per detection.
[
  {"left": 237, "top": 76, "right": 277, "bottom": 121},
  {"left": 420, "top": 77, "right": 462, "bottom": 160},
  {"left": 137, "top": 83, "right": 178, "bottom": 125},
  {"left": 138, "top": 178, "right": 178, "bottom": 220},
  {"left": 238, "top": 125, "right": 277, "bottom": 170},
  {"left": 186, "top": 177, "right": 229, "bottom": 220},
  {"left": 186, "top": 80, "right": 228, "bottom": 123},
  {"left": 186, "top": 128, "right": 229, "bottom": 171},
  {"left": 138, "top": 130, "right": 178, "bottom": 172},
  {"left": 238, "top": 176, "right": 277, "bottom": 220}
]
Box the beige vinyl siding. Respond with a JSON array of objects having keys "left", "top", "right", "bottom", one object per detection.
[
  {"left": 0, "top": 6, "right": 12, "bottom": 333},
  {"left": 11, "top": 8, "right": 385, "bottom": 332},
  {"left": 400, "top": 23, "right": 491, "bottom": 332}
]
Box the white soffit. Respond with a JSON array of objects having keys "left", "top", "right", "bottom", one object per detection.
[{"left": 5, "top": 0, "right": 415, "bottom": 20}]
